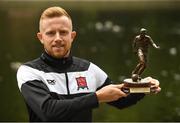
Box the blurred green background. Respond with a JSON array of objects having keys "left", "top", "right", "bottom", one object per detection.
[{"left": 0, "top": 0, "right": 180, "bottom": 121}]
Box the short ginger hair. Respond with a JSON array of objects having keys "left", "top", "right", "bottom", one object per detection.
[{"left": 39, "top": 6, "right": 72, "bottom": 32}]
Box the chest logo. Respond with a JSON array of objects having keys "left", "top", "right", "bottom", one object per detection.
[
  {"left": 76, "top": 77, "right": 89, "bottom": 90},
  {"left": 47, "top": 79, "right": 56, "bottom": 85}
]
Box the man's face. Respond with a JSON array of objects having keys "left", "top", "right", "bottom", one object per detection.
[{"left": 37, "top": 16, "right": 76, "bottom": 58}]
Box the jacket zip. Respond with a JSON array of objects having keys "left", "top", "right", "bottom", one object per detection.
[{"left": 65, "top": 72, "right": 70, "bottom": 95}]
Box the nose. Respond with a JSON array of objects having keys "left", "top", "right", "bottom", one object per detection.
[{"left": 55, "top": 32, "right": 62, "bottom": 42}]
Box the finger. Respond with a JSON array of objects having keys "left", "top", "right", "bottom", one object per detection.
[
  {"left": 150, "top": 79, "right": 160, "bottom": 87},
  {"left": 119, "top": 90, "right": 128, "bottom": 97},
  {"left": 156, "top": 87, "right": 161, "bottom": 92},
  {"left": 118, "top": 88, "right": 128, "bottom": 97},
  {"left": 113, "top": 87, "right": 127, "bottom": 97},
  {"left": 114, "top": 84, "right": 124, "bottom": 89},
  {"left": 148, "top": 77, "right": 159, "bottom": 84},
  {"left": 144, "top": 76, "right": 152, "bottom": 80},
  {"left": 151, "top": 87, "right": 161, "bottom": 94}
]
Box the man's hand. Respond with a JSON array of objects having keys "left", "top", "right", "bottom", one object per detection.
[
  {"left": 144, "top": 77, "right": 161, "bottom": 94},
  {"left": 96, "top": 84, "right": 128, "bottom": 103}
]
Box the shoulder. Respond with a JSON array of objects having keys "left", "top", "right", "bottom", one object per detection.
[
  {"left": 23, "top": 58, "right": 46, "bottom": 71},
  {"left": 17, "top": 58, "right": 42, "bottom": 77},
  {"left": 136, "top": 35, "right": 140, "bottom": 38},
  {"left": 135, "top": 35, "right": 140, "bottom": 39},
  {"left": 72, "top": 56, "right": 104, "bottom": 73},
  {"left": 17, "top": 58, "right": 42, "bottom": 73},
  {"left": 16, "top": 58, "right": 45, "bottom": 85},
  {"left": 17, "top": 62, "right": 43, "bottom": 90},
  {"left": 145, "top": 35, "right": 151, "bottom": 39},
  {"left": 73, "top": 57, "right": 90, "bottom": 66},
  {"left": 71, "top": 57, "right": 91, "bottom": 71}
]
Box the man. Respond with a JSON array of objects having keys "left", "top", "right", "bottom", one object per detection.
[
  {"left": 17, "top": 7, "right": 161, "bottom": 122},
  {"left": 132, "top": 28, "right": 160, "bottom": 81}
]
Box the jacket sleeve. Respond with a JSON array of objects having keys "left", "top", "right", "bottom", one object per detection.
[
  {"left": 17, "top": 65, "right": 99, "bottom": 121},
  {"left": 20, "top": 80, "right": 99, "bottom": 121},
  {"left": 97, "top": 77, "right": 145, "bottom": 109},
  {"left": 108, "top": 93, "right": 145, "bottom": 109}
]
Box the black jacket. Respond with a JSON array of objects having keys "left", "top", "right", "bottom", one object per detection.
[{"left": 17, "top": 52, "right": 145, "bottom": 122}]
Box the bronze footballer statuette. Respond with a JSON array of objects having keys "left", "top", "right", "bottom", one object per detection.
[{"left": 123, "top": 28, "right": 160, "bottom": 94}]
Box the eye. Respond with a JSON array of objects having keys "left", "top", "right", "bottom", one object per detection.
[
  {"left": 60, "top": 30, "right": 68, "bottom": 35},
  {"left": 45, "top": 31, "right": 56, "bottom": 36}
]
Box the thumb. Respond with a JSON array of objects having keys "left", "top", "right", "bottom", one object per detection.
[{"left": 114, "top": 84, "right": 124, "bottom": 89}]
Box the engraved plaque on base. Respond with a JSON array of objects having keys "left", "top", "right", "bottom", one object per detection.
[{"left": 122, "top": 78, "right": 151, "bottom": 94}]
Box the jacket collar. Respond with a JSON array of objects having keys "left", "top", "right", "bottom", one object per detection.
[{"left": 40, "top": 51, "right": 73, "bottom": 69}]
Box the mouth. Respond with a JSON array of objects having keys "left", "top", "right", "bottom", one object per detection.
[{"left": 52, "top": 44, "right": 65, "bottom": 49}]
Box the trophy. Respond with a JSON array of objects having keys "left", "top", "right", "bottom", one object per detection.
[{"left": 122, "top": 28, "right": 160, "bottom": 94}]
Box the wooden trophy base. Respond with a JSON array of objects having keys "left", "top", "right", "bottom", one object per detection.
[{"left": 122, "top": 78, "right": 151, "bottom": 94}]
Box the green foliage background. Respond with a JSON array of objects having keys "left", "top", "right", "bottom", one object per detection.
[{"left": 0, "top": 0, "right": 180, "bottom": 121}]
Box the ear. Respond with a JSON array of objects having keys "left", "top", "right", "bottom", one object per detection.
[
  {"left": 71, "top": 31, "right": 76, "bottom": 42},
  {"left": 37, "top": 32, "right": 44, "bottom": 44}
]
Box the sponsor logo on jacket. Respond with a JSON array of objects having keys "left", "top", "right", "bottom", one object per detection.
[{"left": 47, "top": 79, "right": 56, "bottom": 85}]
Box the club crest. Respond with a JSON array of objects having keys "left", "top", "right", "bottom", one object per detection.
[{"left": 76, "top": 76, "right": 89, "bottom": 90}]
